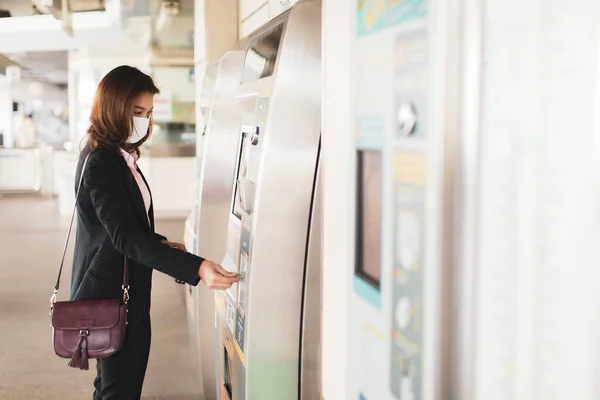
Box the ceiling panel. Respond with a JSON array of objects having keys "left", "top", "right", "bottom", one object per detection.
[
  {"left": 0, "top": 0, "right": 106, "bottom": 17},
  {"left": 7, "top": 51, "right": 68, "bottom": 71},
  {"left": 0, "top": 0, "right": 36, "bottom": 17},
  {"left": 3, "top": 51, "right": 68, "bottom": 85}
]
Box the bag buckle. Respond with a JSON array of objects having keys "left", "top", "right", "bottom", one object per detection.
[
  {"left": 49, "top": 289, "right": 58, "bottom": 311},
  {"left": 122, "top": 285, "right": 130, "bottom": 304}
]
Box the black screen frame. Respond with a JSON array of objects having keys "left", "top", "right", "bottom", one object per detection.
[{"left": 231, "top": 133, "right": 249, "bottom": 219}]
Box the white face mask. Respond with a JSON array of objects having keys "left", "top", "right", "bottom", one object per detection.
[{"left": 127, "top": 116, "right": 150, "bottom": 144}]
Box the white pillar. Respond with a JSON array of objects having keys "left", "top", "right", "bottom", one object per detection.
[
  {"left": 67, "top": 66, "right": 79, "bottom": 147},
  {"left": 467, "top": 1, "right": 600, "bottom": 399},
  {"left": 0, "top": 76, "right": 14, "bottom": 148},
  {"left": 321, "top": 0, "right": 353, "bottom": 399}
]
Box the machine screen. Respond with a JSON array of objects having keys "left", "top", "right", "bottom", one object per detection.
[
  {"left": 232, "top": 133, "right": 250, "bottom": 219},
  {"left": 355, "top": 150, "right": 382, "bottom": 288},
  {"left": 240, "top": 23, "right": 284, "bottom": 84}
]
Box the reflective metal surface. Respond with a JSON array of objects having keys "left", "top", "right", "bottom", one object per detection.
[
  {"left": 214, "top": 2, "right": 322, "bottom": 399},
  {"left": 191, "top": 51, "right": 246, "bottom": 400},
  {"left": 299, "top": 149, "right": 322, "bottom": 400}
]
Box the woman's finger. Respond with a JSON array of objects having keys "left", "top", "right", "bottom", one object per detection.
[
  {"left": 204, "top": 271, "right": 238, "bottom": 285},
  {"left": 208, "top": 283, "right": 234, "bottom": 290},
  {"left": 214, "top": 264, "right": 238, "bottom": 277},
  {"left": 214, "top": 274, "right": 241, "bottom": 284},
  {"left": 218, "top": 284, "right": 234, "bottom": 290}
]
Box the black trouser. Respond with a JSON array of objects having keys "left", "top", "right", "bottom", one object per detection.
[{"left": 93, "top": 315, "right": 152, "bottom": 400}]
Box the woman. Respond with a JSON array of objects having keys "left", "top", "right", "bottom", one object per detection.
[{"left": 70, "top": 65, "right": 240, "bottom": 399}]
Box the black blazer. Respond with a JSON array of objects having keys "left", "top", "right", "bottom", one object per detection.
[{"left": 70, "top": 145, "right": 203, "bottom": 318}]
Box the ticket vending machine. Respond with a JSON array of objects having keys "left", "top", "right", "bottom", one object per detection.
[
  {"left": 214, "top": 2, "right": 322, "bottom": 399},
  {"left": 184, "top": 64, "right": 216, "bottom": 259},
  {"left": 349, "top": 1, "right": 455, "bottom": 399},
  {"left": 184, "top": 51, "right": 246, "bottom": 400}
]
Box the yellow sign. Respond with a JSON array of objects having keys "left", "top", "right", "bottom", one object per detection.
[
  {"left": 234, "top": 337, "right": 246, "bottom": 364},
  {"left": 394, "top": 151, "right": 426, "bottom": 185},
  {"left": 365, "top": 323, "right": 387, "bottom": 341}
]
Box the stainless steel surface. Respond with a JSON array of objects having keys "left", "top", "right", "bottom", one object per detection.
[
  {"left": 215, "top": 2, "right": 322, "bottom": 399},
  {"left": 431, "top": 0, "right": 465, "bottom": 396},
  {"left": 300, "top": 149, "right": 322, "bottom": 400},
  {"left": 191, "top": 51, "right": 246, "bottom": 400},
  {"left": 237, "top": 180, "right": 255, "bottom": 214},
  {"left": 143, "top": 143, "right": 196, "bottom": 158}
]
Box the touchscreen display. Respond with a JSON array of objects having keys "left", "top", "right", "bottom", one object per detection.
[
  {"left": 240, "top": 23, "right": 284, "bottom": 84},
  {"left": 355, "top": 150, "right": 383, "bottom": 288}
]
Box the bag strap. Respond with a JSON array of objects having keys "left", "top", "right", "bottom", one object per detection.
[{"left": 50, "top": 153, "right": 130, "bottom": 307}]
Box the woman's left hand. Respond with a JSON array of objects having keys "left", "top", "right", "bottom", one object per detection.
[{"left": 161, "top": 240, "right": 187, "bottom": 252}]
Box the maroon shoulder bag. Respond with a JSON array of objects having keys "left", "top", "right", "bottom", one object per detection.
[{"left": 50, "top": 154, "right": 129, "bottom": 370}]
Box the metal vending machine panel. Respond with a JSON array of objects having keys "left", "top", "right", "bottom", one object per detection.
[
  {"left": 349, "top": 0, "right": 457, "bottom": 399},
  {"left": 189, "top": 51, "right": 246, "bottom": 400},
  {"left": 214, "top": 2, "right": 322, "bottom": 399}
]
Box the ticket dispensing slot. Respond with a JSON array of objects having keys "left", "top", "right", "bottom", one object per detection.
[
  {"left": 222, "top": 346, "right": 233, "bottom": 400},
  {"left": 222, "top": 334, "right": 235, "bottom": 400}
]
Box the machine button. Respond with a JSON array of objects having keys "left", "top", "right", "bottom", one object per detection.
[
  {"left": 395, "top": 297, "right": 412, "bottom": 330},
  {"left": 397, "top": 101, "right": 417, "bottom": 136},
  {"left": 250, "top": 126, "right": 260, "bottom": 145}
]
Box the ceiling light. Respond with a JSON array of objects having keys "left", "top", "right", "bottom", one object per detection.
[{"left": 155, "top": 0, "right": 181, "bottom": 32}]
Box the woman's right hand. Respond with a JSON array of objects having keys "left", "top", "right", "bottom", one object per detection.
[{"left": 198, "top": 260, "right": 241, "bottom": 289}]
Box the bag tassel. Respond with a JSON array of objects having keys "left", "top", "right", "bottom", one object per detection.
[{"left": 68, "top": 331, "right": 89, "bottom": 370}]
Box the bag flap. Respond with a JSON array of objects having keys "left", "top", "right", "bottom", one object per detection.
[{"left": 51, "top": 299, "right": 122, "bottom": 330}]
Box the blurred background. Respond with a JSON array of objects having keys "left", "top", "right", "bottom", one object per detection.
[{"left": 1, "top": 1, "right": 600, "bottom": 400}]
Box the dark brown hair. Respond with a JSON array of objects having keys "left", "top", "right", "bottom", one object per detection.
[{"left": 87, "top": 65, "right": 160, "bottom": 154}]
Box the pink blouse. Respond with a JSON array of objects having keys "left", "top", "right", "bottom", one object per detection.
[{"left": 120, "top": 148, "right": 151, "bottom": 223}]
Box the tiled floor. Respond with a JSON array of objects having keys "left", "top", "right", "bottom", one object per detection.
[{"left": 0, "top": 194, "right": 203, "bottom": 400}]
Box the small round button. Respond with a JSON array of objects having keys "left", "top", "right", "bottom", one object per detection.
[
  {"left": 397, "top": 102, "right": 417, "bottom": 137},
  {"left": 251, "top": 126, "right": 260, "bottom": 145}
]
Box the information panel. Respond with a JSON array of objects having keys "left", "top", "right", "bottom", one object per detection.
[{"left": 350, "top": 0, "right": 430, "bottom": 399}]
